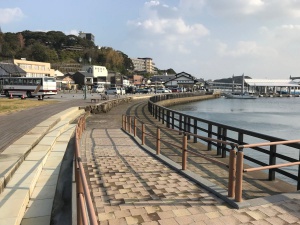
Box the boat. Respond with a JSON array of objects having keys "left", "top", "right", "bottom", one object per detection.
[
  {"left": 225, "top": 74, "right": 257, "bottom": 99},
  {"left": 225, "top": 92, "right": 257, "bottom": 99}
]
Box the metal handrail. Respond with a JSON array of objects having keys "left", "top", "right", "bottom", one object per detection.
[
  {"left": 123, "top": 113, "right": 300, "bottom": 203},
  {"left": 75, "top": 115, "right": 98, "bottom": 225}
]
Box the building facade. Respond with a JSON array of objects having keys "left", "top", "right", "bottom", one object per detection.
[
  {"left": 131, "top": 57, "right": 155, "bottom": 74},
  {"left": 14, "top": 59, "right": 54, "bottom": 77},
  {"left": 81, "top": 65, "right": 108, "bottom": 77},
  {"left": 78, "top": 31, "right": 95, "bottom": 43}
]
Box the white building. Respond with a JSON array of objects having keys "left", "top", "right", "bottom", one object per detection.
[
  {"left": 81, "top": 65, "right": 108, "bottom": 78},
  {"left": 131, "top": 57, "right": 155, "bottom": 74}
]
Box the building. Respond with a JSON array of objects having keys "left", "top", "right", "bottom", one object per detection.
[
  {"left": 72, "top": 71, "right": 94, "bottom": 89},
  {"left": 0, "top": 62, "right": 26, "bottom": 77},
  {"left": 14, "top": 59, "right": 55, "bottom": 77},
  {"left": 78, "top": 31, "right": 95, "bottom": 43},
  {"left": 131, "top": 57, "right": 155, "bottom": 74},
  {"left": 81, "top": 65, "right": 108, "bottom": 78},
  {"left": 163, "top": 72, "right": 197, "bottom": 89}
]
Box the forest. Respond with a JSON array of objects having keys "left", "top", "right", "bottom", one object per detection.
[
  {"left": 0, "top": 30, "right": 135, "bottom": 75},
  {"left": 0, "top": 30, "right": 177, "bottom": 76}
]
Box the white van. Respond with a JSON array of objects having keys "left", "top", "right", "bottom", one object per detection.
[{"left": 105, "top": 87, "right": 126, "bottom": 95}]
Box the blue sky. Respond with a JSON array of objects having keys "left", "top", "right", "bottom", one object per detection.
[{"left": 1, "top": 0, "right": 300, "bottom": 80}]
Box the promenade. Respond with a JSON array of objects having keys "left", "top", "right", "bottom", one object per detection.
[
  {"left": 81, "top": 98, "right": 300, "bottom": 224},
  {"left": 0, "top": 93, "right": 300, "bottom": 224}
]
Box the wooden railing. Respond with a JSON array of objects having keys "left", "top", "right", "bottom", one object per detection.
[
  {"left": 123, "top": 114, "right": 300, "bottom": 202},
  {"left": 75, "top": 115, "right": 98, "bottom": 225}
]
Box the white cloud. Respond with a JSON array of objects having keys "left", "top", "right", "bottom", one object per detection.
[
  {"left": 217, "top": 41, "right": 277, "bottom": 57},
  {"left": 145, "top": 1, "right": 160, "bottom": 7},
  {"left": 206, "top": 0, "right": 300, "bottom": 19},
  {"left": 0, "top": 8, "right": 24, "bottom": 24},
  {"left": 65, "top": 29, "right": 79, "bottom": 36}
]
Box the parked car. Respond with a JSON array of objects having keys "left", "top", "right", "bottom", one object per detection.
[
  {"left": 125, "top": 86, "right": 136, "bottom": 94},
  {"left": 156, "top": 88, "right": 170, "bottom": 93},
  {"left": 92, "top": 85, "right": 105, "bottom": 93},
  {"left": 136, "top": 88, "right": 149, "bottom": 94},
  {"left": 171, "top": 88, "right": 180, "bottom": 93},
  {"left": 105, "top": 87, "right": 125, "bottom": 95}
]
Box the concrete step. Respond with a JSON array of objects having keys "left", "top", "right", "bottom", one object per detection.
[
  {"left": 0, "top": 107, "right": 84, "bottom": 193},
  {"left": 0, "top": 107, "right": 84, "bottom": 225},
  {"left": 21, "top": 124, "right": 77, "bottom": 225}
]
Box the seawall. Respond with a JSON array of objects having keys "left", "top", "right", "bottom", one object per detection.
[{"left": 155, "top": 93, "right": 220, "bottom": 107}]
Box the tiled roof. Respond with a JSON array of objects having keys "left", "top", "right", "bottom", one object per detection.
[{"left": 0, "top": 62, "right": 26, "bottom": 76}]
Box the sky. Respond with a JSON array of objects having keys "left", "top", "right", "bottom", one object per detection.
[{"left": 1, "top": 0, "right": 300, "bottom": 80}]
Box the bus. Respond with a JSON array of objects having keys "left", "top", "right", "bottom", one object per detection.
[{"left": 0, "top": 76, "right": 57, "bottom": 98}]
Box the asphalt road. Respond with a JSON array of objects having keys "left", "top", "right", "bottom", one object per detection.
[{"left": 0, "top": 92, "right": 94, "bottom": 153}]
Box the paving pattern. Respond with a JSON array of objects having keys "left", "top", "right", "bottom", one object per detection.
[{"left": 82, "top": 99, "right": 300, "bottom": 225}]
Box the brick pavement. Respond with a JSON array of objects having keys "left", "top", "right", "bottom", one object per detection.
[{"left": 82, "top": 99, "right": 300, "bottom": 225}]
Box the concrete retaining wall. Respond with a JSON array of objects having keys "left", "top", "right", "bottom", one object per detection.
[{"left": 155, "top": 93, "right": 220, "bottom": 107}]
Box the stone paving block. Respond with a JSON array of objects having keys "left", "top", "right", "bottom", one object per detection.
[
  {"left": 31, "top": 145, "right": 51, "bottom": 152},
  {"left": 0, "top": 217, "right": 18, "bottom": 225},
  {"left": 1, "top": 144, "right": 32, "bottom": 155},
  {"left": 158, "top": 217, "right": 179, "bottom": 225},
  {"left": 30, "top": 185, "right": 56, "bottom": 200},
  {"left": 20, "top": 215, "right": 50, "bottom": 225},
  {"left": 38, "top": 136, "right": 56, "bottom": 147},
  {"left": 246, "top": 210, "right": 268, "bottom": 220},
  {"left": 23, "top": 198, "right": 53, "bottom": 218},
  {"left": 0, "top": 195, "right": 29, "bottom": 219},
  {"left": 27, "top": 126, "right": 49, "bottom": 135},
  {"left": 13, "top": 134, "right": 41, "bottom": 146},
  {"left": 35, "top": 174, "right": 59, "bottom": 187}
]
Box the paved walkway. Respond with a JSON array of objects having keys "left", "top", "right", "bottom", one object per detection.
[{"left": 82, "top": 99, "right": 300, "bottom": 225}]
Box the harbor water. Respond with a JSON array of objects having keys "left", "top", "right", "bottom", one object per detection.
[{"left": 169, "top": 96, "right": 300, "bottom": 185}]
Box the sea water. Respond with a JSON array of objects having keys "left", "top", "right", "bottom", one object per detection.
[{"left": 169, "top": 96, "right": 300, "bottom": 184}]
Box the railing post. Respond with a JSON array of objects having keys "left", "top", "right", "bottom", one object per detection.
[
  {"left": 269, "top": 145, "right": 277, "bottom": 180},
  {"left": 124, "top": 115, "right": 127, "bottom": 132},
  {"left": 155, "top": 105, "right": 158, "bottom": 119},
  {"left": 122, "top": 115, "right": 125, "bottom": 130},
  {"left": 156, "top": 127, "right": 160, "bottom": 155},
  {"left": 171, "top": 111, "right": 175, "bottom": 129},
  {"left": 235, "top": 149, "right": 244, "bottom": 202},
  {"left": 217, "top": 127, "right": 222, "bottom": 155},
  {"left": 128, "top": 116, "right": 131, "bottom": 133},
  {"left": 193, "top": 119, "right": 197, "bottom": 143},
  {"left": 179, "top": 114, "right": 182, "bottom": 135},
  {"left": 142, "top": 123, "right": 145, "bottom": 145},
  {"left": 228, "top": 146, "right": 236, "bottom": 198},
  {"left": 158, "top": 107, "right": 161, "bottom": 121},
  {"left": 222, "top": 128, "right": 227, "bottom": 158},
  {"left": 134, "top": 118, "right": 137, "bottom": 137},
  {"left": 182, "top": 134, "right": 187, "bottom": 170},
  {"left": 187, "top": 117, "right": 191, "bottom": 140},
  {"left": 207, "top": 124, "right": 212, "bottom": 151},
  {"left": 162, "top": 108, "right": 165, "bottom": 124},
  {"left": 166, "top": 110, "right": 170, "bottom": 128}
]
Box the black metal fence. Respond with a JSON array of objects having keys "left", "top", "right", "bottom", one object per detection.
[{"left": 148, "top": 94, "right": 300, "bottom": 189}]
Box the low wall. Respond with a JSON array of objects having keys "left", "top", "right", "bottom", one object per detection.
[
  {"left": 155, "top": 93, "right": 220, "bottom": 107},
  {"left": 84, "top": 97, "right": 133, "bottom": 114}
]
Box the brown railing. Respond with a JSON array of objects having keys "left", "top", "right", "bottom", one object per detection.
[
  {"left": 122, "top": 114, "right": 300, "bottom": 203},
  {"left": 75, "top": 115, "right": 98, "bottom": 225}
]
